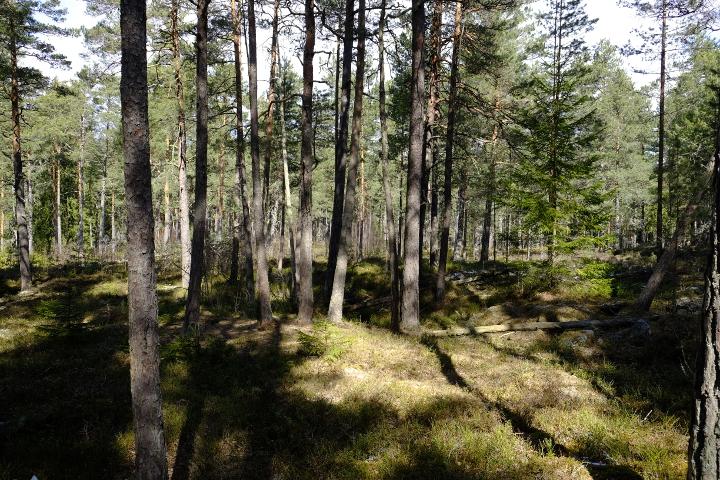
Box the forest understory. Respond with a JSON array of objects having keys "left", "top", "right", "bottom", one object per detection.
[{"left": 0, "top": 249, "right": 701, "bottom": 479}]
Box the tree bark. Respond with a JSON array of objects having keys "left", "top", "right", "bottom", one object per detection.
[
  {"left": 688, "top": 91, "right": 720, "bottom": 480},
  {"left": 248, "top": 0, "right": 274, "bottom": 326},
  {"left": 481, "top": 120, "right": 499, "bottom": 263},
  {"left": 427, "top": 0, "right": 442, "bottom": 269},
  {"left": 99, "top": 119, "right": 109, "bottom": 254},
  {"left": 297, "top": 0, "right": 316, "bottom": 324},
  {"left": 262, "top": 0, "right": 280, "bottom": 218},
  {"left": 400, "top": 0, "right": 426, "bottom": 332},
  {"left": 656, "top": 0, "right": 667, "bottom": 258},
  {"left": 436, "top": 0, "right": 463, "bottom": 302},
  {"left": 9, "top": 18, "right": 31, "bottom": 290},
  {"left": 328, "top": 0, "right": 365, "bottom": 323},
  {"left": 78, "top": 111, "right": 85, "bottom": 264},
  {"left": 325, "top": 0, "right": 355, "bottom": 299},
  {"left": 120, "top": 0, "right": 168, "bottom": 476},
  {"left": 378, "top": 0, "right": 399, "bottom": 331},
  {"left": 453, "top": 170, "right": 467, "bottom": 261},
  {"left": 163, "top": 136, "right": 172, "bottom": 247},
  {"left": 53, "top": 144, "right": 62, "bottom": 260},
  {"left": 183, "top": 0, "right": 210, "bottom": 332},
  {"left": 229, "top": 0, "right": 255, "bottom": 297},
  {"left": 279, "top": 73, "right": 298, "bottom": 295},
  {"left": 171, "top": 0, "right": 191, "bottom": 289}
]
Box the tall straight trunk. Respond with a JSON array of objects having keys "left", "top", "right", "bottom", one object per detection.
[
  {"left": 453, "top": 171, "right": 466, "bottom": 261},
  {"left": 9, "top": 22, "right": 31, "bottom": 290},
  {"left": 78, "top": 112, "right": 85, "bottom": 263},
  {"left": 481, "top": 119, "right": 499, "bottom": 263},
  {"left": 378, "top": 0, "right": 399, "bottom": 331},
  {"left": 183, "top": 0, "right": 209, "bottom": 332},
  {"left": 53, "top": 145, "right": 62, "bottom": 260},
  {"left": 297, "top": 0, "right": 315, "bottom": 324},
  {"left": 99, "top": 120, "right": 109, "bottom": 253},
  {"left": 119, "top": 1, "right": 168, "bottom": 477},
  {"left": 657, "top": 0, "right": 667, "bottom": 257},
  {"left": 262, "top": 0, "right": 280, "bottom": 215},
  {"left": 248, "top": 0, "right": 273, "bottom": 326},
  {"left": 401, "top": 0, "right": 426, "bottom": 332},
  {"left": 1, "top": 182, "right": 4, "bottom": 251},
  {"left": 436, "top": 0, "right": 463, "bottom": 302},
  {"left": 325, "top": 0, "right": 355, "bottom": 299},
  {"left": 688, "top": 92, "right": 720, "bottom": 480},
  {"left": 328, "top": 0, "right": 365, "bottom": 323},
  {"left": 163, "top": 136, "right": 172, "bottom": 246},
  {"left": 229, "top": 0, "right": 255, "bottom": 296},
  {"left": 279, "top": 80, "right": 298, "bottom": 293},
  {"left": 358, "top": 143, "right": 366, "bottom": 259},
  {"left": 427, "top": 0, "right": 442, "bottom": 269},
  {"left": 217, "top": 115, "right": 227, "bottom": 240},
  {"left": 171, "top": 0, "right": 191, "bottom": 288},
  {"left": 111, "top": 190, "right": 116, "bottom": 254},
  {"left": 27, "top": 175, "right": 33, "bottom": 256}
]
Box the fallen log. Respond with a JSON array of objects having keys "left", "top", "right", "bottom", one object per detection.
[{"left": 424, "top": 317, "right": 644, "bottom": 337}]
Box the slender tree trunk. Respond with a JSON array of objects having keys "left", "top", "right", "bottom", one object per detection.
[
  {"left": 436, "top": 0, "right": 463, "bottom": 302},
  {"left": 1, "top": 182, "right": 4, "bottom": 252},
  {"left": 453, "top": 171, "right": 466, "bottom": 261},
  {"left": 229, "top": 0, "right": 255, "bottom": 297},
  {"left": 279, "top": 80, "right": 298, "bottom": 294},
  {"left": 328, "top": 0, "right": 365, "bottom": 323},
  {"left": 217, "top": 115, "right": 227, "bottom": 240},
  {"left": 657, "top": 0, "right": 667, "bottom": 258},
  {"left": 163, "top": 137, "right": 172, "bottom": 247},
  {"left": 53, "top": 145, "right": 62, "bottom": 260},
  {"left": 248, "top": 0, "right": 273, "bottom": 326},
  {"left": 325, "top": 0, "right": 355, "bottom": 299},
  {"left": 262, "top": 0, "right": 280, "bottom": 217},
  {"left": 400, "top": 0, "right": 426, "bottom": 332},
  {"left": 78, "top": 112, "right": 85, "bottom": 264},
  {"left": 99, "top": 120, "right": 109, "bottom": 254},
  {"left": 120, "top": 1, "right": 168, "bottom": 476},
  {"left": 378, "top": 0, "right": 399, "bottom": 331},
  {"left": 171, "top": 0, "right": 191, "bottom": 288},
  {"left": 183, "top": 0, "right": 209, "bottom": 332},
  {"left": 427, "top": 0, "right": 442, "bottom": 269},
  {"left": 111, "top": 190, "right": 116, "bottom": 255},
  {"left": 9, "top": 23, "right": 31, "bottom": 290},
  {"left": 481, "top": 119, "right": 499, "bottom": 263},
  {"left": 688, "top": 91, "right": 720, "bottom": 480},
  {"left": 297, "top": 0, "right": 315, "bottom": 324}
]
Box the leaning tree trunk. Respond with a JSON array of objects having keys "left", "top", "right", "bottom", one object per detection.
[
  {"left": 436, "top": 0, "right": 463, "bottom": 302},
  {"left": 297, "top": 0, "right": 315, "bottom": 324},
  {"left": 325, "top": 0, "right": 355, "bottom": 300},
  {"left": 229, "top": 0, "right": 255, "bottom": 297},
  {"left": 400, "top": 0, "right": 426, "bottom": 332},
  {"left": 378, "top": 0, "right": 399, "bottom": 331},
  {"left": 688, "top": 92, "right": 720, "bottom": 480},
  {"left": 171, "top": 0, "right": 191, "bottom": 289},
  {"left": 183, "top": 0, "right": 209, "bottom": 333},
  {"left": 635, "top": 163, "right": 712, "bottom": 312},
  {"left": 328, "top": 0, "right": 365, "bottom": 323},
  {"left": 248, "top": 0, "right": 274, "bottom": 326},
  {"left": 119, "top": 1, "right": 168, "bottom": 477}
]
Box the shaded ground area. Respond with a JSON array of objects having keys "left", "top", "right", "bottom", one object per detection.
[{"left": 0, "top": 253, "right": 699, "bottom": 479}]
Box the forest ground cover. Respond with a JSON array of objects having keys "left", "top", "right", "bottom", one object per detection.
[{"left": 0, "top": 251, "right": 702, "bottom": 479}]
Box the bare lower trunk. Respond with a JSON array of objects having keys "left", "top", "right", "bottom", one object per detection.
[
  {"left": 171, "top": 0, "right": 190, "bottom": 289},
  {"left": 279, "top": 83, "right": 297, "bottom": 295},
  {"left": 328, "top": 0, "right": 365, "bottom": 323},
  {"left": 656, "top": 1, "right": 667, "bottom": 258},
  {"left": 230, "top": 0, "right": 255, "bottom": 297},
  {"left": 217, "top": 115, "right": 227, "bottom": 240},
  {"left": 452, "top": 172, "right": 466, "bottom": 261},
  {"left": 248, "top": 0, "right": 273, "bottom": 326},
  {"left": 183, "top": 0, "right": 209, "bottom": 332},
  {"left": 400, "top": 0, "right": 426, "bottom": 332},
  {"left": 436, "top": 0, "right": 463, "bottom": 302},
  {"left": 378, "top": 0, "right": 399, "bottom": 331},
  {"left": 297, "top": 0, "right": 315, "bottom": 324},
  {"left": 688, "top": 92, "right": 720, "bottom": 480},
  {"left": 99, "top": 121, "right": 109, "bottom": 254},
  {"left": 53, "top": 147, "right": 62, "bottom": 260},
  {"left": 262, "top": 0, "right": 280, "bottom": 219},
  {"left": 120, "top": 1, "right": 168, "bottom": 476},
  {"left": 163, "top": 137, "right": 172, "bottom": 247},
  {"left": 78, "top": 113, "right": 85, "bottom": 263},
  {"left": 325, "top": 0, "right": 355, "bottom": 299}
]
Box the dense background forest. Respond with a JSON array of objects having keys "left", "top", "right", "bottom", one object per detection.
[{"left": 4, "top": 0, "right": 720, "bottom": 478}]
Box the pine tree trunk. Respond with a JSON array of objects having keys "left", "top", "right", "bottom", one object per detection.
[
  {"left": 401, "top": 0, "right": 426, "bottom": 332},
  {"left": 326, "top": 0, "right": 355, "bottom": 299},
  {"left": 481, "top": 121, "right": 499, "bottom": 263},
  {"left": 53, "top": 145, "right": 62, "bottom": 260},
  {"left": 163, "top": 136, "right": 172, "bottom": 247},
  {"left": 656, "top": 0, "right": 667, "bottom": 258},
  {"left": 328, "top": 0, "right": 365, "bottom": 323},
  {"left": 378, "top": 0, "right": 399, "bottom": 331},
  {"left": 262, "top": 0, "right": 280, "bottom": 219},
  {"left": 436, "top": 0, "right": 463, "bottom": 302},
  {"left": 183, "top": 0, "right": 209, "bottom": 332},
  {"left": 78, "top": 112, "right": 85, "bottom": 264},
  {"left": 217, "top": 115, "right": 227, "bottom": 240},
  {"left": 427, "top": 0, "right": 442, "bottom": 269},
  {"left": 297, "top": 0, "right": 316, "bottom": 324},
  {"left": 688, "top": 92, "right": 720, "bottom": 480},
  {"left": 453, "top": 172, "right": 466, "bottom": 262},
  {"left": 1, "top": 182, "right": 4, "bottom": 252},
  {"left": 171, "top": 0, "right": 191, "bottom": 289},
  {"left": 26, "top": 175, "right": 32, "bottom": 256},
  {"left": 119, "top": 1, "right": 168, "bottom": 476},
  {"left": 229, "top": 0, "right": 255, "bottom": 297},
  {"left": 99, "top": 120, "right": 109, "bottom": 254},
  {"left": 248, "top": 0, "right": 274, "bottom": 326},
  {"left": 279, "top": 82, "right": 298, "bottom": 295}
]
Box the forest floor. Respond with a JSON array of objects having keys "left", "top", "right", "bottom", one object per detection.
[{"left": 0, "top": 250, "right": 703, "bottom": 479}]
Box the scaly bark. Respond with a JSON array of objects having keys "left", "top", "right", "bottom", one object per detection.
[
  {"left": 120, "top": 0, "right": 168, "bottom": 476},
  {"left": 328, "top": 0, "right": 365, "bottom": 323},
  {"left": 297, "top": 0, "right": 316, "bottom": 324}
]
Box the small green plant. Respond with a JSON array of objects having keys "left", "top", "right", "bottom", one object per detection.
[{"left": 297, "top": 321, "right": 349, "bottom": 361}]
